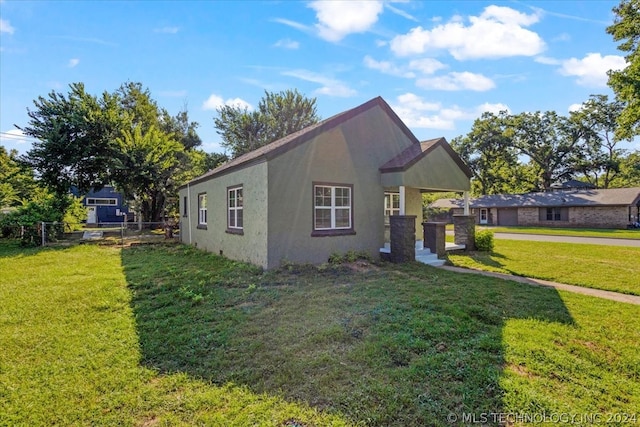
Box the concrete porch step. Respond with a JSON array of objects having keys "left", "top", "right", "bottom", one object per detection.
[{"left": 415, "top": 249, "right": 446, "bottom": 267}]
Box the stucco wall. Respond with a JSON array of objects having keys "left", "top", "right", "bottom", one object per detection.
[
  {"left": 265, "top": 105, "right": 416, "bottom": 268},
  {"left": 179, "top": 161, "right": 269, "bottom": 268}
]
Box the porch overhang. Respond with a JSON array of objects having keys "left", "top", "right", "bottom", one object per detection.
[{"left": 379, "top": 137, "right": 472, "bottom": 192}]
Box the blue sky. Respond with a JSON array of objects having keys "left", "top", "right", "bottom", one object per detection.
[{"left": 1, "top": 0, "right": 635, "bottom": 156}]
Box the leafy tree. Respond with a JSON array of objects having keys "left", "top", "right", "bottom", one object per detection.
[
  {"left": 610, "top": 150, "right": 640, "bottom": 187},
  {"left": 607, "top": 0, "right": 640, "bottom": 139},
  {"left": 451, "top": 111, "right": 534, "bottom": 195},
  {"left": 508, "top": 111, "right": 587, "bottom": 191},
  {"left": 570, "top": 95, "right": 629, "bottom": 188},
  {"left": 214, "top": 89, "right": 320, "bottom": 158},
  {"left": 18, "top": 83, "right": 117, "bottom": 201},
  {"left": 0, "top": 146, "right": 43, "bottom": 207},
  {"left": 18, "top": 82, "right": 213, "bottom": 222},
  {"left": 111, "top": 125, "right": 185, "bottom": 223}
]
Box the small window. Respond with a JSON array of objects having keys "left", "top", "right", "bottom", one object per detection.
[
  {"left": 198, "top": 193, "right": 207, "bottom": 226},
  {"left": 86, "top": 198, "right": 117, "bottom": 206},
  {"left": 228, "top": 186, "right": 243, "bottom": 231},
  {"left": 183, "top": 196, "right": 188, "bottom": 217},
  {"left": 542, "top": 207, "right": 566, "bottom": 221},
  {"left": 313, "top": 184, "right": 353, "bottom": 233},
  {"left": 384, "top": 193, "right": 400, "bottom": 217}
]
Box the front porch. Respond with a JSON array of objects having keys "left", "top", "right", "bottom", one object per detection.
[{"left": 380, "top": 240, "right": 465, "bottom": 267}]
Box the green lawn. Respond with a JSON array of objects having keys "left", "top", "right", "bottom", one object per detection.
[
  {"left": 447, "top": 239, "right": 640, "bottom": 296},
  {"left": 478, "top": 225, "right": 640, "bottom": 240},
  {"left": 1, "top": 241, "right": 639, "bottom": 426}
]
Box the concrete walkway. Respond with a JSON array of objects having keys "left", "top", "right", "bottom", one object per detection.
[{"left": 440, "top": 266, "right": 640, "bottom": 305}]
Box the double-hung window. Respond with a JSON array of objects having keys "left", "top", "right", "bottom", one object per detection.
[
  {"left": 197, "top": 193, "right": 207, "bottom": 227},
  {"left": 313, "top": 183, "right": 353, "bottom": 235},
  {"left": 384, "top": 192, "right": 400, "bottom": 217},
  {"left": 227, "top": 186, "right": 243, "bottom": 232}
]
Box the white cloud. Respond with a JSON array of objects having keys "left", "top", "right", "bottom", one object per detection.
[
  {"left": 390, "top": 93, "right": 509, "bottom": 130},
  {"left": 390, "top": 5, "right": 544, "bottom": 60},
  {"left": 0, "top": 18, "right": 15, "bottom": 34},
  {"left": 282, "top": 69, "right": 356, "bottom": 97},
  {"left": 558, "top": 53, "right": 627, "bottom": 87},
  {"left": 274, "top": 38, "right": 300, "bottom": 49},
  {"left": 309, "top": 0, "right": 384, "bottom": 42},
  {"left": 154, "top": 26, "right": 179, "bottom": 34},
  {"left": 273, "top": 18, "right": 312, "bottom": 33},
  {"left": 385, "top": 2, "right": 418, "bottom": 22},
  {"left": 68, "top": 58, "right": 80, "bottom": 68},
  {"left": 363, "top": 55, "right": 415, "bottom": 78},
  {"left": 534, "top": 56, "right": 561, "bottom": 65},
  {"left": 0, "top": 129, "right": 29, "bottom": 147},
  {"left": 408, "top": 58, "right": 447, "bottom": 74},
  {"left": 417, "top": 71, "right": 495, "bottom": 91},
  {"left": 568, "top": 103, "right": 583, "bottom": 112},
  {"left": 202, "top": 94, "right": 253, "bottom": 111}
]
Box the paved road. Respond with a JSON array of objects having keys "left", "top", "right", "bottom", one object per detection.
[{"left": 492, "top": 232, "right": 640, "bottom": 247}]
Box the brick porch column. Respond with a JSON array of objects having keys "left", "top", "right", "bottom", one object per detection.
[
  {"left": 390, "top": 215, "right": 416, "bottom": 263},
  {"left": 423, "top": 222, "right": 446, "bottom": 258},
  {"left": 453, "top": 214, "right": 476, "bottom": 251}
]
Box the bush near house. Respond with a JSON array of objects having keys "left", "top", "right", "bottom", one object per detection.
[{"left": 475, "top": 229, "right": 494, "bottom": 252}]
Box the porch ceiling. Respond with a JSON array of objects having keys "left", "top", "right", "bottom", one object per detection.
[{"left": 379, "top": 138, "right": 471, "bottom": 192}]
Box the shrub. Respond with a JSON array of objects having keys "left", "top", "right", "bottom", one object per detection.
[{"left": 475, "top": 230, "right": 494, "bottom": 252}]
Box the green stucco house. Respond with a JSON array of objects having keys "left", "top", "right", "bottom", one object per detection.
[{"left": 178, "top": 97, "right": 472, "bottom": 269}]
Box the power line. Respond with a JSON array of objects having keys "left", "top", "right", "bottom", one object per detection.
[{"left": 0, "top": 131, "right": 40, "bottom": 143}]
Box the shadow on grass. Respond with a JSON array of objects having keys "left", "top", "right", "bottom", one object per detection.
[{"left": 122, "top": 245, "right": 574, "bottom": 426}]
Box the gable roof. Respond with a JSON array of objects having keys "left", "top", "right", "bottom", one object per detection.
[
  {"left": 379, "top": 137, "right": 473, "bottom": 178},
  {"left": 181, "top": 96, "right": 419, "bottom": 188},
  {"left": 431, "top": 187, "right": 640, "bottom": 209}
]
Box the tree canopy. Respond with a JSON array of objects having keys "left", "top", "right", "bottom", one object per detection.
[
  {"left": 18, "top": 82, "right": 217, "bottom": 222},
  {"left": 214, "top": 89, "right": 320, "bottom": 158},
  {"left": 453, "top": 96, "right": 633, "bottom": 195},
  {"left": 607, "top": 0, "right": 640, "bottom": 139}
]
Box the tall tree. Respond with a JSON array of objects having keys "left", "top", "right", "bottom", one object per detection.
[
  {"left": 451, "top": 111, "right": 533, "bottom": 195},
  {"left": 607, "top": 0, "right": 640, "bottom": 139},
  {"left": 570, "top": 95, "right": 629, "bottom": 188},
  {"left": 19, "top": 83, "right": 117, "bottom": 196},
  {"left": 508, "top": 111, "right": 587, "bottom": 191},
  {"left": 214, "top": 89, "right": 320, "bottom": 158},
  {"left": 610, "top": 150, "right": 640, "bottom": 187}
]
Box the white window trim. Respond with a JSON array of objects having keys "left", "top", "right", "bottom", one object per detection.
[
  {"left": 228, "top": 186, "right": 243, "bottom": 230},
  {"left": 384, "top": 192, "right": 400, "bottom": 217},
  {"left": 198, "top": 193, "right": 207, "bottom": 226},
  {"left": 314, "top": 185, "right": 352, "bottom": 230},
  {"left": 86, "top": 198, "right": 118, "bottom": 206}
]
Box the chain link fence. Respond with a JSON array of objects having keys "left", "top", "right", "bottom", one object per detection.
[{"left": 1, "top": 221, "right": 180, "bottom": 247}]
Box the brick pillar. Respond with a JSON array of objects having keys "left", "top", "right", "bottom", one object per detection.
[
  {"left": 390, "top": 215, "right": 416, "bottom": 263},
  {"left": 423, "top": 222, "right": 446, "bottom": 258},
  {"left": 453, "top": 215, "right": 476, "bottom": 251}
]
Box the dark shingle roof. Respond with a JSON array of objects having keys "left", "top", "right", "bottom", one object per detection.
[
  {"left": 181, "top": 96, "right": 419, "bottom": 188},
  {"left": 379, "top": 137, "right": 473, "bottom": 178},
  {"left": 431, "top": 187, "right": 640, "bottom": 209}
]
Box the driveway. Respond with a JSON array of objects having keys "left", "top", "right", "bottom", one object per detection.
[{"left": 492, "top": 233, "right": 640, "bottom": 247}]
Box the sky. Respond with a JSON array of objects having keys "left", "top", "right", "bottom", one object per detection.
[{"left": 0, "top": 0, "right": 636, "bottom": 157}]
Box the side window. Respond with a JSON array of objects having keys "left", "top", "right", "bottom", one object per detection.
[
  {"left": 227, "top": 186, "right": 243, "bottom": 233},
  {"left": 198, "top": 193, "right": 207, "bottom": 226}
]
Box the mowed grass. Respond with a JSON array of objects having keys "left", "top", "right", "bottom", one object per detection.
[
  {"left": 1, "top": 241, "right": 639, "bottom": 426},
  {"left": 447, "top": 239, "right": 640, "bottom": 296}
]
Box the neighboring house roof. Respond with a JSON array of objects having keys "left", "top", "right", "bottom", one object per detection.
[
  {"left": 431, "top": 187, "right": 640, "bottom": 209},
  {"left": 379, "top": 137, "right": 473, "bottom": 178},
  {"left": 550, "top": 179, "right": 596, "bottom": 190},
  {"left": 182, "top": 96, "right": 421, "bottom": 188}
]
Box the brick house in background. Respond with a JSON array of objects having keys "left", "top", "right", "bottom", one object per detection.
[{"left": 431, "top": 187, "right": 640, "bottom": 229}]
